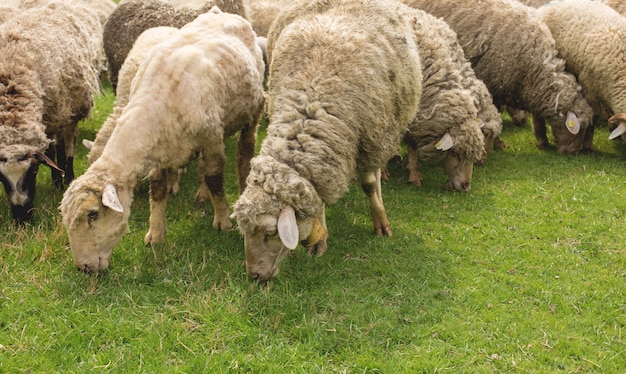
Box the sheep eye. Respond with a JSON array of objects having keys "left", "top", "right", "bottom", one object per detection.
[
  {"left": 265, "top": 228, "right": 277, "bottom": 237},
  {"left": 87, "top": 210, "right": 99, "bottom": 224}
]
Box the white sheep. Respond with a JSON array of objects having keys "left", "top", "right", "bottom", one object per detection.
[
  {"left": 537, "top": 0, "right": 626, "bottom": 140},
  {"left": 0, "top": 2, "right": 100, "bottom": 223},
  {"left": 60, "top": 7, "right": 266, "bottom": 273},
  {"left": 403, "top": 0, "right": 595, "bottom": 155},
  {"left": 231, "top": 0, "right": 423, "bottom": 281}
]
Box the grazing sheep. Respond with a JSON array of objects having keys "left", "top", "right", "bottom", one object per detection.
[
  {"left": 537, "top": 0, "right": 626, "bottom": 140},
  {"left": 60, "top": 7, "right": 265, "bottom": 273},
  {"left": 402, "top": 0, "right": 595, "bottom": 154},
  {"left": 231, "top": 0, "right": 423, "bottom": 281},
  {"left": 0, "top": 2, "right": 100, "bottom": 223},
  {"left": 400, "top": 7, "right": 492, "bottom": 192},
  {"left": 103, "top": 0, "right": 245, "bottom": 90}
]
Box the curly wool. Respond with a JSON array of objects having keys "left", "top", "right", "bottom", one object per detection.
[
  {"left": 233, "top": 155, "right": 324, "bottom": 234},
  {"left": 103, "top": 0, "right": 246, "bottom": 90},
  {"left": 0, "top": 3, "right": 99, "bottom": 159},
  {"left": 403, "top": 7, "right": 486, "bottom": 163},
  {"left": 233, "top": 0, "right": 422, "bottom": 229},
  {"left": 539, "top": 0, "right": 626, "bottom": 117},
  {"left": 402, "top": 0, "right": 593, "bottom": 132}
]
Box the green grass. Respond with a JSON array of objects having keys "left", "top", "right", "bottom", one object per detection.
[{"left": 1, "top": 83, "right": 625, "bottom": 373}]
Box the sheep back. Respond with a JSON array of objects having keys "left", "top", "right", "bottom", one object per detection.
[
  {"left": 103, "top": 0, "right": 245, "bottom": 90},
  {"left": 234, "top": 0, "right": 422, "bottom": 234},
  {"left": 88, "top": 26, "right": 179, "bottom": 165}
]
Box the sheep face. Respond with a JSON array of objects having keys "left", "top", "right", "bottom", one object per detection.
[
  {"left": 442, "top": 151, "right": 474, "bottom": 192},
  {"left": 0, "top": 157, "right": 38, "bottom": 223},
  {"left": 0, "top": 151, "right": 63, "bottom": 223},
  {"left": 61, "top": 183, "right": 130, "bottom": 273},
  {"left": 243, "top": 209, "right": 320, "bottom": 281}
]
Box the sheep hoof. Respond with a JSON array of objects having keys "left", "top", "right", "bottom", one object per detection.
[
  {"left": 374, "top": 224, "right": 392, "bottom": 237},
  {"left": 305, "top": 238, "right": 328, "bottom": 256},
  {"left": 213, "top": 217, "right": 233, "bottom": 231},
  {"left": 144, "top": 230, "right": 165, "bottom": 245}
]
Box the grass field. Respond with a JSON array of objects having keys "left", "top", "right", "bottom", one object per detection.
[{"left": 1, "top": 82, "right": 625, "bottom": 372}]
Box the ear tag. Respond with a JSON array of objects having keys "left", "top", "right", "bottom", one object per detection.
[{"left": 565, "top": 111, "right": 580, "bottom": 135}]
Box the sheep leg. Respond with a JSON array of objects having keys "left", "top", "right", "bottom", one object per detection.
[
  {"left": 582, "top": 125, "right": 595, "bottom": 153},
  {"left": 199, "top": 146, "right": 232, "bottom": 231},
  {"left": 406, "top": 144, "right": 423, "bottom": 186},
  {"left": 360, "top": 169, "right": 391, "bottom": 237},
  {"left": 236, "top": 122, "right": 258, "bottom": 193},
  {"left": 532, "top": 114, "right": 550, "bottom": 149},
  {"left": 144, "top": 168, "right": 171, "bottom": 245},
  {"left": 62, "top": 124, "right": 77, "bottom": 185},
  {"left": 194, "top": 152, "right": 212, "bottom": 203}
]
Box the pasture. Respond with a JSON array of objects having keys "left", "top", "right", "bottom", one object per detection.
[{"left": 0, "top": 83, "right": 625, "bottom": 372}]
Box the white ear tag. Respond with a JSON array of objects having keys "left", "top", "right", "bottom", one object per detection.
[
  {"left": 102, "top": 184, "right": 124, "bottom": 213},
  {"left": 609, "top": 123, "right": 626, "bottom": 140},
  {"left": 565, "top": 111, "right": 580, "bottom": 135},
  {"left": 435, "top": 132, "right": 454, "bottom": 151},
  {"left": 277, "top": 206, "right": 299, "bottom": 250},
  {"left": 82, "top": 139, "right": 94, "bottom": 150}
]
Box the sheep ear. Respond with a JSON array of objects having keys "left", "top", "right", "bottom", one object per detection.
[
  {"left": 34, "top": 152, "right": 65, "bottom": 175},
  {"left": 277, "top": 206, "right": 299, "bottom": 250},
  {"left": 609, "top": 123, "right": 626, "bottom": 140},
  {"left": 82, "top": 139, "right": 94, "bottom": 150},
  {"left": 102, "top": 184, "right": 123, "bottom": 213},
  {"left": 435, "top": 132, "right": 454, "bottom": 151},
  {"left": 565, "top": 111, "right": 580, "bottom": 135}
]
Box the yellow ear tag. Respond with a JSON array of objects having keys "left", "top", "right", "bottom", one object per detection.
[
  {"left": 301, "top": 218, "right": 327, "bottom": 248},
  {"left": 567, "top": 120, "right": 576, "bottom": 128}
]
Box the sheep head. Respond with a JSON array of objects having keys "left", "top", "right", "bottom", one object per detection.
[
  {"left": 0, "top": 149, "right": 63, "bottom": 223},
  {"left": 60, "top": 180, "right": 131, "bottom": 273},
  {"left": 232, "top": 155, "right": 324, "bottom": 281},
  {"left": 418, "top": 123, "right": 486, "bottom": 192}
]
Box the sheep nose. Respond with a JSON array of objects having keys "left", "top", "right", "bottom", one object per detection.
[
  {"left": 461, "top": 182, "right": 471, "bottom": 191},
  {"left": 249, "top": 272, "right": 261, "bottom": 281}
]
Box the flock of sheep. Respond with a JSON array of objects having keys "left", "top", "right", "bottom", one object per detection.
[{"left": 0, "top": 0, "right": 624, "bottom": 281}]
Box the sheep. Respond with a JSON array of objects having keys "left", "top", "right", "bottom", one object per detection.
[
  {"left": 60, "top": 7, "right": 266, "bottom": 273},
  {"left": 0, "top": 2, "right": 100, "bottom": 223},
  {"left": 537, "top": 0, "right": 626, "bottom": 140},
  {"left": 231, "top": 0, "right": 423, "bottom": 281},
  {"left": 394, "top": 7, "right": 495, "bottom": 192},
  {"left": 103, "top": 0, "right": 246, "bottom": 90},
  {"left": 402, "top": 0, "right": 595, "bottom": 155}
]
